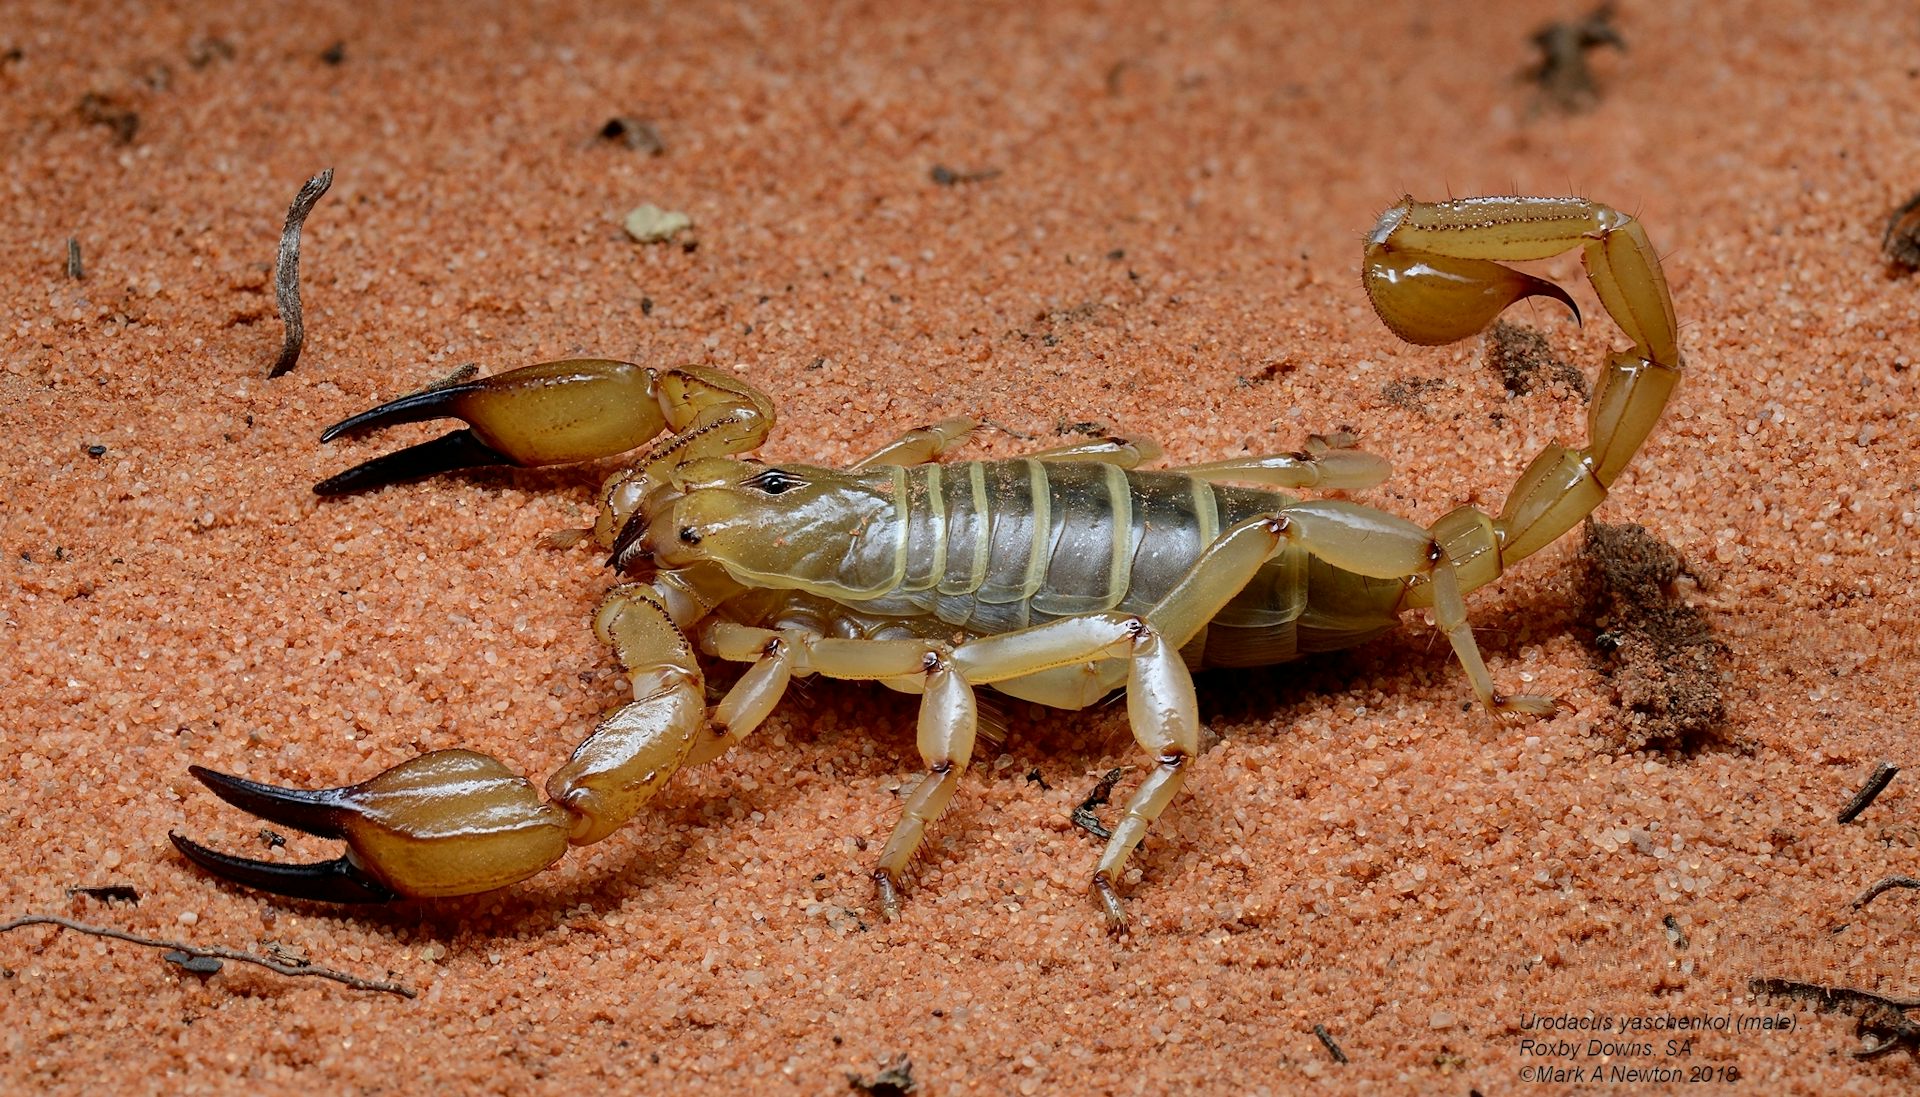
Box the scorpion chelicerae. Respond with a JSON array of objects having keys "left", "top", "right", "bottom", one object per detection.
[{"left": 173, "top": 195, "right": 1679, "bottom": 930}]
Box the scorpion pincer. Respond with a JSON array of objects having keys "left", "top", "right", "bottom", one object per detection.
[{"left": 173, "top": 195, "right": 1679, "bottom": 930}]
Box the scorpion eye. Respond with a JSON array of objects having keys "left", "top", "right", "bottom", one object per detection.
[{"left": 748, "top": 468, "right": 801, "bottom": 496}]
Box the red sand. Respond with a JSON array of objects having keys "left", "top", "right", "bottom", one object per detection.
[{"left": 4, "top": 1, "right": 1918, "bottom": 1092}]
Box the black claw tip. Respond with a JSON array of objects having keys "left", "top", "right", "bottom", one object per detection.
[
  {"left": 318, "top": 382, "right": 482, "bottom": 444},
  {"left": 1537, "top": 277, "right": 1582, "bottom": 328},
  {"left": 186, "top": 764, "right": 355, "bottom": 838},
  {"left": 313, "top": 428, "right": 513, "bottom": 496},
  {"left": 169, "top": 833, "right": 396, "bottom": 903}
]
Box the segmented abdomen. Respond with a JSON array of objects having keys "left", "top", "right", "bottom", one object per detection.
[{"left": 863, "top": 459, "right": 1403, "bottom": 667}]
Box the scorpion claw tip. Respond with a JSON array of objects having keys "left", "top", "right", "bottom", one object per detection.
[
  {"left": 169, "top": 832, "right": 397, "bottom": 903},
  {"left": 186, "top": 765, "right": 357, "bottom": 839},
  {"left": 314, "top": 429, "right": 513, "bottom": 496}
]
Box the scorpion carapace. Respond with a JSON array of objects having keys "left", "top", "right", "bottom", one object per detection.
[{"left": 173, "top": 195, "right": 1679, "bottom": 930}]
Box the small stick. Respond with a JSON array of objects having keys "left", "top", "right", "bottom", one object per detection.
[
  {"left": 1313, "top": 1023, "right": 1349, "bottom": 1064},
  {"left": 0, "top": 913, "right": 416, "bottom": 998},
  {"left": 268, "top": 168, "right": 334, "bottom": 378},
  {"left": 65, "top": 237, "right": 83, "bottom": 279},
  {"left": 1753, "top": 976, "right": 1920, "bottom": 1014},
  {"left": 1750, "top": 977, "right": 1920, "bottom": 1059},
  {"left": 1305, "top": 1022, "right": 1351, "bottom": 1068},
  {"left": 1072, "top": 766, "right": 1129, "bottom": 840},
  {"left": 1852, "top": 875, "right": 1920, "bottom": 910},
  {"left": 1836, "top": 761, "right": 1898, "bottom": 824}
]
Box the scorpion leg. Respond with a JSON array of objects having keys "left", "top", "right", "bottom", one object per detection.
[
  {"left": 1025, "top": 434, "right": 1166, "bottom": 468},
  {"left": 176, "top": 584, "right": 713, "bottom": 900},
  {"left": 763, "top": 616, "right": 1188, "bottom": 927},
  {"left": 694, "top": 628, "right": 992, "bottom": 918},
  {"left": 1176, "top": 438, "right": 1392, "bottom": 492},
  {"left": 691, "top": 618, "right": 1155, "bottom": 920},
  {"left": 1275, "top": 501, "right": 1557, "bottom": 717},
  {"left": 849, "top": 416, "right": 978, "bottom": 469},
  {"left": 854, "top": 419, "right": 1167, "bottom": 471},
  {"left": 1037, "top": 503, "right": 1552, "bottom": 927},
  {"left": 687, "top": 620, "right": 805, "bottom": 768},
  {"left": 316, "top": 359, "right": 772, "bottom": 496},
  {"left": 871, "top": 661, "right": 979, "bottom": 919}
]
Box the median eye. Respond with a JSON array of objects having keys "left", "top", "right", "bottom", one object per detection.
[{"left": 748, "top": 469, "right": 801, "bottom": 496}]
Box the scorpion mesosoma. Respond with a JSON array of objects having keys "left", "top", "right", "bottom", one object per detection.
[{"left": 173, "top": 195, "right": 1679, "bottom": 930}]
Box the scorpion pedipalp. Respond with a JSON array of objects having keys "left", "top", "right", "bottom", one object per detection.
[
  {"left": 172, "top": 750, "right": 571, "bottom": 902},
  {"left": 313, "top": 358, "right": 774, "bottom": 496}
]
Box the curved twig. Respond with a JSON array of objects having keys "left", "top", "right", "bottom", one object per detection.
[{"left": 1, "top": 913, "right": 416, "bottom": 999}]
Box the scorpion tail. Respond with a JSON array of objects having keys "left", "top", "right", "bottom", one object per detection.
[{"left": 1367, "top": 195, "right": 1680, "bottom": 583}]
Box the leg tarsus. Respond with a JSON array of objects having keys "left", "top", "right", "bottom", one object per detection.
[
  {"left": 1092, "top": 873, "right": 1129, "bottom": 934},
  {"left": 874, "top": 868, "right": 905, "bottom": 921},
  {"left": 1090, "top": 750, "right": 1191, "bottom": 934}
]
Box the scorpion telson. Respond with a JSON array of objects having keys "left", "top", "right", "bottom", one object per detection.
[{"left": 173, "top": 195, "right": 1680, "bottom": 931}]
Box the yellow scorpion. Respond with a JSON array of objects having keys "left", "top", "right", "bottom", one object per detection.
[{"left": 174, "top": 195, "right": 1678, "bottom": 930}]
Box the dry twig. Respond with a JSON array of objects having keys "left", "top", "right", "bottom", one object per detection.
[
  {"left": 1836, "top": 762, "right": 1899, "bottom": 824},
  {"left": 1751, "top": 977, "right": 1920, "bottom": 1059},
  {"left": 1852, "top": 875, "right": 1920, "bottom": 910},
  {"left": 1, "top": 913, "right": 415, "bottom": 998},
  {"left": 1313, "top": 1023, "right": 1349, "bottom": 1064},
  {"left": 1072, "top": 766, "right": 1129, "bottom": 840},
  {"left": 268, "top": 168, "right": 334, "bottom": 378}
]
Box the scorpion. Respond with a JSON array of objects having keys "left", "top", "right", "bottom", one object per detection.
[{"left": 173, "top": 195, "right": 1679, "bottom": 930}]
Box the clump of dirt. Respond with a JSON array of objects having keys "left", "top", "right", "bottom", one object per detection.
[
  {"left": 1526, "top": 4, "right": 1626, "bottom": 113},
  {"left": 1579, "top": 519, "right": 1726, "bottom": 752},
  {"left": 1486, "top": 321, "right": 1589, "bottom": 398},
  {"left": 1381, "top": 375, "right": 1451, "bottom": 415},
  {"left": 1882, "top": 190, "right": 1920, "bottom": 271},
  {"left": 847, "top": 1055, "right": 915, "bottom": 1095}
]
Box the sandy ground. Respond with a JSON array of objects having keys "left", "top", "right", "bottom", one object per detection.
[{"left": 4, "top": 0, "right": 1918, "bottom": 1092}]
